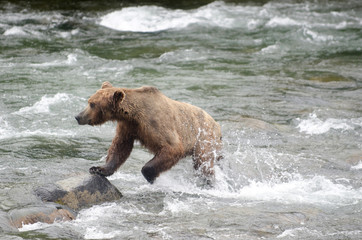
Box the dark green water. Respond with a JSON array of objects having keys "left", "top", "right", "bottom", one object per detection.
[{"left": 1, "top": 0, "right": 362, "bottom": 239}]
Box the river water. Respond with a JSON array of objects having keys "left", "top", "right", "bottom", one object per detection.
[{"left": 1, "top": 0, "right": 362, "bottom": 239}]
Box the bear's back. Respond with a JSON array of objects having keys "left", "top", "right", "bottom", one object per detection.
[{"left": 124, "top": 86, "right": 220, "bottom": 154}]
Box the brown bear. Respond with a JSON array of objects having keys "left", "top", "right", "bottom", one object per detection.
[{"left": 75, "top": 82, "right": 222, "bottom": 184}]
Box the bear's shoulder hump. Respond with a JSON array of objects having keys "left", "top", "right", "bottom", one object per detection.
[{"left": 136, "top": 86, "right": 160, "bottom": 94}]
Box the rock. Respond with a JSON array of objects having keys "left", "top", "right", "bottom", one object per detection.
[
  {"left": 5, "top": 173, "right": 122, "bottom": 229},
  {"left": 9, "top": 204, "right": 76, "bottom": 229},
  {"left": 35, "top": 173, "right": 122, "bottom": 211}
]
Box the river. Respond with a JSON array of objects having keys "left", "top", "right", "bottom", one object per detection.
[{"left": 0, "top": 0, "right": 361, "bottom": 239}]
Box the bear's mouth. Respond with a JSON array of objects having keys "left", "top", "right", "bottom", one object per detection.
[{"left": 88, "top": 119, "right": 105, "bottom": 126}]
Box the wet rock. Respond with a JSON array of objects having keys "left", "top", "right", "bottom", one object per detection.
[
  {"left": 35, "top": 173, "right": 122, "bottom": 211},
  {"left": 9, "top": 204, "right": 76, "bottom": 229},
  {"left": 3, "top": 173, "right": 122, "bottom": 230}
]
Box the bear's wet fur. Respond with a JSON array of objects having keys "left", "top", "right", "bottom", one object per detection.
[{"left": 76, "top": 82, "right": 222, "bottom": 184}]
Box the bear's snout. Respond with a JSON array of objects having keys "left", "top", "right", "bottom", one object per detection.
[
  {"left": 75, "top": 112, "right": 88, "bottom": 125},
  {"left": 75, "top": 115, "right": 81, "bottom": 124}
]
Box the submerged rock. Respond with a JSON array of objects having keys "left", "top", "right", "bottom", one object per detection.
[
  {"left": 9, "top": 204, "right": 76, "bottom": 229},
  {"left": 35, "top": 173, "right": 122, "bottom": 211},
  {"left": 238, "top": 117, "right": 290, "bottom": 132}
]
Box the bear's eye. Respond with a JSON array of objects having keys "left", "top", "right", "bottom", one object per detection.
[{"left": 90, "top": 103, "right": 96, "bottom": 109}]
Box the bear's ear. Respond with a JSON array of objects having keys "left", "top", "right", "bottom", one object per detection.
[
  {"left": 112, "top": 90, "right": 125, "bottom": 110},
  {"left": 102, "top": 81, "right": 113, "bottom": 89}
]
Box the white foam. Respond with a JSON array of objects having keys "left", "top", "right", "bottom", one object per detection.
[
  {"left": 3, "top": 26, "right": 27, "bottom": 36},
  {"left": 30, "top": 53, "right": 78, "bottom": 67},
  {"left": 162, "top": 198, "right": 194, "bottom": 215},
  {"left": 99, "top": 2, "right": 239, "bottom": 32},
  {"left": 237, "top": 176, "right": 362, "bottom": 206},
  {"left": 351, "top": 161, "right": 362, "bottom": 170},
  {"left": 16, "top": 93, "right": 71, "bottom": 114},
  {"left": 247, "top": 19, "right": 262, "bottom": 30},
  {"left": 266, "top": 16, "right": 302, "bottom": 28},
  {"left": 296, "top": 113, "right": 355, "bottom": 135},
  {"left": 158, "top": 49, "right": 207, "bottom": 63},
  {"left": 100, "top": 6, "right": 193, "bottom": 32},
  {"left": 18, "top": 222, "right": 50, "bottom": 232},
  {"left": 72, "top": 202, "right": 148, "bottom": 239},
  {"left": 277, "top": 227, "right": 362, "bottom": 239},
  {"left": 3, "top": 25, "right": 43, "bottom": 37},
  {"left": 0, "top": 125, "right": 76, "bottom": 140},
  {"left": 84, "top": 227, "right": 122, "bottom": 239},
  {"left": 151, "top": 164, "right": 362, "bottom": 206},
  {"left": 0, "top": 117, "right": 10, "bottom": 136},
  {"left": 336, "top": 21, "right": 348, "bottom": 29},
  {"left": 277, "top": 227, "right": 321, "bottom": 238},
  {"left": 65, "top": 53, "right": 77, "bottom": 65},
  {"left": 58, "top": 29, "right": 80, "bottom": 39},
  {"left": 260, "top": 44, "right": 279, "bottom": 53},
  {"left": 303, "top": 28, "right": 334, "bottom": 42}
]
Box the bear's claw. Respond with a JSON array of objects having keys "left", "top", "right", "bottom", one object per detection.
[{"left": 89, "top": 166, "right": 109, "bottom": 176}]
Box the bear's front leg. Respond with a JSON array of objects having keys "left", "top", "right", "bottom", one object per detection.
[{"left": 90, "top": 134, "right": 134, "bottom": 177}]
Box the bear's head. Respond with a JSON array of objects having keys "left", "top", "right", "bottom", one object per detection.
[{"left": 75, "top": 82, "right": 125, "bottom": 126}]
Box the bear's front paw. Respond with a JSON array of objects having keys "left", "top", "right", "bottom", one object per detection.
[{"left": 89, "top": 166, "right": 110, "bottom": 176}]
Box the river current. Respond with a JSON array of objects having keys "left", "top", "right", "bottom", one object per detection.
[{"left": 1, "top": 1, "right": 362, "bottom": 239}]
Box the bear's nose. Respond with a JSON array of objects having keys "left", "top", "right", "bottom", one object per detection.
[{"left": 75, "top": 115, "right": 80, "bottom": 123}]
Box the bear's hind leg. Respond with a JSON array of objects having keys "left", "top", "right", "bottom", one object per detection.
[{"left": 192, "top": 140, "right": 219, "bottom": 181}]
